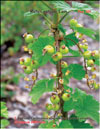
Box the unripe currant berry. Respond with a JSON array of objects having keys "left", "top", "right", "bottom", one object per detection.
[
  {"left": 43, "top": 45, "right": 54, "bottom": 55},
  {"left": 24, "top": 33, "right": 34, "bottom": 43},
  {"left": 65, "top": 70, "right": 70, "bottom": 76},
  {"left": 83, "top": 51, "right": 91, "bottom": 59},
  {"left": 78, "top": 33, "right": 83, "bottom": 38},
  {"left": 23, "top": 46, "right": 29, "bottom": 52},
  {"left": 31, "top": 60, "right": 39, "bottom": 69},
  {"left": 50, "top": 95, "right": 60, "bottom": 104},
  {"left": 19, "top": 58, "right": 24, "bottom": 65},
  {"left": 52, "top": 52, "right": 62, "bottom": 61},
  {"left": 61, "top": 61, "right": 68, "bottom": 68},
  {"left": 91, "top": 67, "right": 96, "bottom": 72},
  {"left": 93, "top": 82, "right": 99, "bottom": 90},
  {"left": 24, "top": 77, "right": 30, "bottom": 81},
  {"left": 91, "top": 50, "right": 99, "bottom": 59},
  {"left": 92, "top": 74, "right": 96, "bottom": 79},
  {"left": 76, "top": 23, "right": 83, "bottom": 27},
  {"left": 69, "top": 19, "right": 78, "bottom": 27},
  {"left": 52, "top": 104, "right": 60, "bottom": 111},
  {"left": 24, "top": 57, "right": 31, "bottom": 66},
  {"left": 45, "top": 104, "right": 53, "bottom": 111},
  {"left": 60, "top": 45, "right": 69, "bottom": 54},
  {"left": 62, "top": 93, "right": 70, "bottom": 101},
  {"left": 32, "top": 75, "right": 36, "bottom": 81},
  {"left": 24, "top": 66, "right": 33, "bottom": 74},
  {"left": 82, "top": 39, "right": 87, "bottom": 43},
  {"left": 82, "top": 43, "right": 88, "bottom": 50},
  {"left": 79, "top": 44, "right": 83, "bottom": 48},
  {"left": 87, "top": 59, "right": 94, "bottom": 66}
]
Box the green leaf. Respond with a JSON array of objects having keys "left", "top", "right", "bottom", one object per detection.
[
  {"left": 68, "top": 64, "right": 85, "bottom": 80},
  {"left": 72, "top": 1, "right": 99, "bottom": 19},
  {"left": 63, "top": 98, "right": 74, "bottom": 111},
  {"left": 29, "top": 79, "right": 55, "bottom": 104},
  {"left": 1, "top": 119, "right": 9, "bottom": 128},
  {"left": 74, "top": 27, "right": 96, "bottom": 39},
  {"left": 70, "top": 115, "right": 93, "bottom": 128},
  {"left": 65, "top": 32, "right": 79, "bottom": 47},
  {"left": 58, "top": 120, "right": 73, "bottom": 128},
  {"left": 24, "top": 11, "right": 41, "bottom": 17},
  {"left": 52, "top": 1, "right": 73, "bottom": 12},
  {"left": 64, "top": 88, "right": 99, "bottom": 123},
  {"left": 39, "top": 120, "right": 58, "bottom": 128},
  {"left": 69, "top": 48, "right": 81, "bottom": 57},
  {"left": 94, "top": 59, "right": 100, "bottom": 66},
  {"left": 1, "top": 102, "right": 8, "bottom": 118},
  {"left": 58, "top": 24, "right": 66, "bottom": 34},
  {"left": 28, "top": 36, "right": 55, "bottom": 66},
  {"left": 73, "top": 88, "right": 99, "bottom": 123}
]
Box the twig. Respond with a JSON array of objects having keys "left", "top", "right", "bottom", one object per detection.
[
  {"left": 59, "top": 12, "right": 68, "bottom": 23},
  {"left": 65, "top": 37, "right": 92, "bottom": 90}
]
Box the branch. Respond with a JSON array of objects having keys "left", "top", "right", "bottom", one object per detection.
[
  {"left": 59, "top": 12, "right": 68, "bottom": 23},
  {"left": 65, "top": 37, "right": 92, "bottom": 90}
]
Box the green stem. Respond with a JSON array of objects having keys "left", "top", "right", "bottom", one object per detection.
[
  {"left": 38, "top": 29, "right": 49, "bottom": 38},
  {"left": 41, "top": 13, "right": 52, "bottom": 25},
  {"left": 59, "top": 12, "right": 68, "bottom": 23},
  {"left": 41, "top": 1, "right": 53, "bottom": 10}
]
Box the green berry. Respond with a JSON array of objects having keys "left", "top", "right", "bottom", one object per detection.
[
  {"left": 19, "top": 58, "right": 24, "bottom": 65},
  {"left": 24, "top": 66, "right": 33, "bottom": 74},
  {"left": 31, "top": 60, "right": 39, "bottom": 69},
  {"left": 76, "top": 24, "right": 83, "bottom": 27},
  {"left": 43, "top": 45, "right": 54, "bottom": 54},
  {"left": 91, "top": 50, "right": 99, "bottom": 59},
  {"left": 52, "top": 52, "right": 62, "bottom": 61},
  {"left": 62, "top": 93, "right": 70, "bottom": 101},
  {"left": 50, "top": 95, "right": 60, "bottom": 104},
  {"left": 82, "top": 44, "right": 88, "bottom": 50},
  {"left": 25, "top": 34, "right": 34, "bottom": 43},
  {"left": 24, "top": 57, "right": 31, "bottom": 66},
  {"left": 46, "top": 104, "right": 52, "bottom": 111},
  {"left": 52, "top": 104, "right": 60, "bottom": 111},
  {"left": 83, "top": 51, "right": 91, "bottom": 59},
  {"left": 60, "top": 45, "right": 69, "bottom": 54},
  {"left": 61, "top": 61, "right": 68, "bottom": 68},
  {"left": 87, "top": 59, "right": 94, "bottom": 66},
  {"left": 69, "top": 19, "right": 78, "bottom": 27}
]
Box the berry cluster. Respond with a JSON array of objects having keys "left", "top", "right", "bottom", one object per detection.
[{"left": 43, "top": 44, "right": 69, "bottom": 62}]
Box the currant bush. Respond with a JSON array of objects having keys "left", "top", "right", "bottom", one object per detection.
[{"left": 19, "top": 1, "right": 99, "bottom": 128}]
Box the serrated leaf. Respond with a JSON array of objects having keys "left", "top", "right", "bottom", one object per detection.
[
  {"left": 69, "top": 48, "right": 81, "bottom": 57},
  {"left": 70, "top": 114, "right": 93, "bottom": 128},
  {"left": 29, "top": 79, "right": 55, "bottom": 104},
  {"left": 1, "top": 119, "right": 9, "bottom": 128},
  {"left": 1, "top": 102, "right": 8, "bottom": 118},
  {"left": 64, "top": 88, "right": 99, "bottom": 124},
  {"left": 73, "top": 88, "right": 99, "bottom": 123},
  {"left": 58, "top": 120, "right": 73, "bottom": 128},
  {"left": 72, "top": 1, "right": 99, "bottom": 19},
  {"left": 24, "top": 11, "right": 41, "bottom": 17},
  {"left": 28, "top": 36, "right": 55, "bottom": 66},
  {"left": 65, "top": 32, "right": 79, "bottom": 47},
  {"left": 58, "top": 24, "right": 66, "bottom": 34},
  {"left": 63, "top": 98, "right": 74, "bottom": 111},
  {"left": 52, "top": 1, "right": 73, "bottom": 12},
  {"left": 66, "top": 64, "right": 85, "bottom": 80},
  {"left": 74, "top": 27, "right": 96, "bottom": 39}
]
